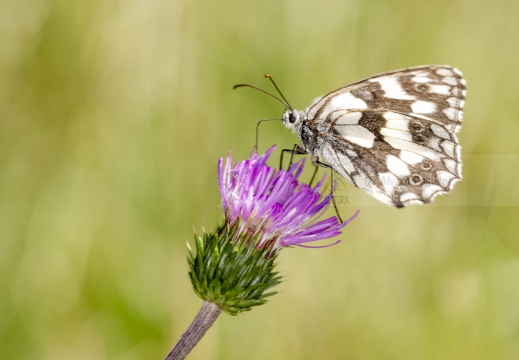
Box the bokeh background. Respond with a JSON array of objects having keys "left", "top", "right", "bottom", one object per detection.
[{"left": 1, "top": 0, "right": 518, "bottom": 359}]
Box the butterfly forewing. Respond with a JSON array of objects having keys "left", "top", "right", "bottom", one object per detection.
[{"left": 300, "top": 65, "right": 466, "bottom": 207}]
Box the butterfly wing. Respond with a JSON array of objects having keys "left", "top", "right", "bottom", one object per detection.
[
  {"left": 306, "top": 66, "right": 466, "bottom": 207},
  {"left": 306, "top": 65, "right": 466, "bottom": 134}
]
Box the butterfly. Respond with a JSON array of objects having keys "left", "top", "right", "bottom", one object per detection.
[{"left": 234, "top": 66, "right": 466, "bottom": 208}]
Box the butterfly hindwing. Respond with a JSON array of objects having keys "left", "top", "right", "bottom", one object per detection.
[{"left": 318, "top": 108, "right": 462, "bottom": 207}]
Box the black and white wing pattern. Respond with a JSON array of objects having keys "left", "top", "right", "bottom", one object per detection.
[{"left": 299, "top": 65, "right": 466, "bottom": 207}]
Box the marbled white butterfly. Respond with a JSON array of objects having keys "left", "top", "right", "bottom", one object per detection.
[{"left": 235, "top": 66, "right": 466, "bottom": 207}]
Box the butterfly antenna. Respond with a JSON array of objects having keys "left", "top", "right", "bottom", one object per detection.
[
  {"left": 264, "top": 74, "right": 293, "bottom": 110},
  {"left": 233, "top": 77, "right": 293, "bottom": 111},
  {"left": 233, "top": 83, "right": 292, "bottom": 110}
]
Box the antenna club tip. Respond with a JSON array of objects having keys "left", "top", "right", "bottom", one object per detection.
[{"left": 264, "top": 74, "right": 272, "bottom": 78}]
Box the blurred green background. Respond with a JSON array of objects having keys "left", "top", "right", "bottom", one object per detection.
[{"left": 1, "top": 0, "right": 518, "bottom": 359}]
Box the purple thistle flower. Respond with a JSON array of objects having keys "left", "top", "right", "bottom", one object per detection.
[
  {"left": 218, "top": 146, "right": 359, "bottom": 249},
  {"left": 174, "top": 147, "right": 360, "bottom": 358}
]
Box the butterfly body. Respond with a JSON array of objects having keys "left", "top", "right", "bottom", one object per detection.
[{"left": 281, "top": 65, "right": 466, "bottom": 207}]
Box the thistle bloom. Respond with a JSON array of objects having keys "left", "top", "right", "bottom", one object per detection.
[
  {"left": 218, "top": 146, "right": 358, "bottom": 249},
  {"left": 167, "top": 147, "right": 358, "bottom": 360}
]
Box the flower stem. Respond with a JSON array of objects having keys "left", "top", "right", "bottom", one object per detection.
[{"left": 164, "top": 301, "right": 222, "bottom": 360}]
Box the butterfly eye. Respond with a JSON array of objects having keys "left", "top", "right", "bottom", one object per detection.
[{"left": 289, "top": 112, "right": 298, "bottom": 124}]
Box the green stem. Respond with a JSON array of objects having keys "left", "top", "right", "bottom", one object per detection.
[{"left": 164, "top": 301, "right": 221, "bottom": 360}]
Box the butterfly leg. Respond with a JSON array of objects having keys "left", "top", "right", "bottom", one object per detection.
[
  {"left": 308, "top": 165, "right": 319, "bottom": 187},
  {"left": 314, "top": 159, "right": 343, "bottom": 223},
  {"left": 280, "top": 144, "right": 306, "bottom": 170},
  {"left": 254, "top": 118, "right": 283, "bottom": 152}
]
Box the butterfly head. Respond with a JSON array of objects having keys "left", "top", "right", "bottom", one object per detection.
[{"left": 282, "top": 109, "right": 305, "bottom": 134}]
